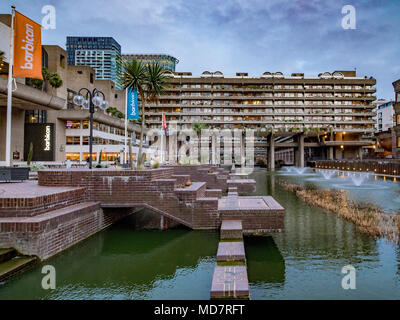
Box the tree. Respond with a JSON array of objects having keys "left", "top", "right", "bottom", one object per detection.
[
  {"left": 29, "top": 67, "right": 63, "bottom": 91},
  {"left": 47, "top": 72, "right": 63, "bottom": 89},
  {"left": 121, "top": 60, "right": 169, "bottom": 167},
  {"left": 27, "top": 142, "right": 33, "bottom": 166},
  {"left": 313, "top": 127, "right": 323, "bottom": 143}
]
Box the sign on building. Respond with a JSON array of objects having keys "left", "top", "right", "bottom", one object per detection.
[{"left": 24, "top": 123, "right": 55, "bottom": 161}]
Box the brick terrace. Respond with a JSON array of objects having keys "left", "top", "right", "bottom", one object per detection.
[{"left": 0, "top": 165, "right": 285, "bottom": 260}]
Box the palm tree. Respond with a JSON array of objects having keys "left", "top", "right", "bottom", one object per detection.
[
  {"left": 313, "top": 127, "right": 323, "bottom": 143},
  {"left": 193, "top": 122, "right": 208, "bottom": 162},
  {"left": 121, "top": 60, "right": 169, "bottom": 167}
]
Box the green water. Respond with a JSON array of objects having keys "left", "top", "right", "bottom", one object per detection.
[{"left": 0, "top": 169, "right": 399, "bottom": 299}]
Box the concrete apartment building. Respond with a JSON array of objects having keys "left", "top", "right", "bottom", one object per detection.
[
  {"left": 372, "top": 99, "right": 394, "bottom": 132},
  {"left": 36, "top": 45, "right": 145, "bottom": 163},
  {"left": 0, "top": 15, "right": 147, "bottom": 165},
  {"left": 146, "top": 70, "right": 376, "bottom": 166},
  {"left": 393, "top": 79, "right": 400, "bottom": 158}
]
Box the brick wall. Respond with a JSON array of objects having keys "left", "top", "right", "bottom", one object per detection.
[
  {"left": 37, "top": 168, "right": 221, "bottom": 230},
  {"left": 0, "top": 203, "right": 131, "bottom": 260},
  {"left": 0, "top": 188, "right": 85, "bottom": 217}
]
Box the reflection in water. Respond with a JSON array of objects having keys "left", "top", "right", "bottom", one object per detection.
[
  {"left": 0, "top": 228, "right": 219, "bottom": 300},
  {"left": 0, "top": 169, "right": 399, "bottom": 299},
  {"left": 245, "top": 236, "right": 285, "bottom": 284}
]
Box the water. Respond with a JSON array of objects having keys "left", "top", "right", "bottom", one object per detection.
[
  {"left": 0, "top": 169, "right": 399, "bottom": 299},
  {"left": 279, "top": 168, "right": 400, "bottom": 213}
]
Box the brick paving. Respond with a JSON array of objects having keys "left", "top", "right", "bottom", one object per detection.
[{"left": 0, "top": 180, "right": 79, "bottom": 198}]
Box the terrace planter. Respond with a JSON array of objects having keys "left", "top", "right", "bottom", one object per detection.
[{"left": 0, "top": 167, "right": 30, "bottom": 182}]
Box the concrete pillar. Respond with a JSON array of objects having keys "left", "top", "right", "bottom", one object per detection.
[
  {"left": 268, "top": 134, "right": 275, "bottom": 170},
  {"left": 298, "top": 134, "right": 304, "bottom": 167},
  {"left": 240, "top": 132, "right": 245, "bottom": 168},
  {"left": 358, "top": 147, "right": 363, "bottom": 160},
  {"left": 295, "top": 134, "right": 304, "bottom": 167},
  {"left": 329, "top": 147, "right": 334, "bottom": 160}
]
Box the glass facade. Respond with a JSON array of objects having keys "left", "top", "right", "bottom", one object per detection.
[
  {"left": 25, "top": 110, "right": 47, "bottom": 123},
  {"left": 66, "top": 37, "right": 122, "bottom": 89}
]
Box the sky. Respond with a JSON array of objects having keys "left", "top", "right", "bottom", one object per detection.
[{"left": 1, "top": 0, "right": 400, "bottom": 99}]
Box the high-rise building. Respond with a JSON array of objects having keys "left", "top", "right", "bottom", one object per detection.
[
  {"left": 145, "top": 70, "right": 376, "bottom": 164},
  {"left": 372, "top": 99, "right": 394, "bottom": 132},
  {"left": 122, "top": 54, "right": 179, "bottom": 72},
  {"left": 66, "top": 37, "right": 122, "bottom": 89}
]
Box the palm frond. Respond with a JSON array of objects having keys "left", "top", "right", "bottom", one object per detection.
[
  {"left": 145, "top": 62, "right": 169, "bottom": 104},
  {"left": 121, "top": 59, "right": 147, "bottom": 95}
]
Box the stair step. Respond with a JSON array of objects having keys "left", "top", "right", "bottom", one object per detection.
[
  {"left": 210, "top": 265, "right": 249, "bottom": 300},
  {"left": 220, "top": 220, "right": 243, "bottom": 240},
  {"left": 0, "top": 248, "right": 17, "bottom": 264},
  {"left": 217, "top": 241, "right": 246, "bottom": 263},
  {"left": 0, "top": 256, "right": 37, "bottom": 282}
]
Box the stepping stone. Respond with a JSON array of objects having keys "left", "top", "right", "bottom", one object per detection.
[
  {"left": 220, "top": 220, "right": 243, "bottom": 240},
  {"left": 217, "top": 241, "right": 245, "bottom": 262},
  {"left": 210, "top": 265, "right": 249, "bottom": 299}
]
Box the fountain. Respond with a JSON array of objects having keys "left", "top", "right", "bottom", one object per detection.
[
  {"left": 320, "top": 170, "right": 337, "bottom": 180},
  {"left": 349, "top": 172, "right": 370, "bottom": 187},
  {"left": 293, "top": 167, "right": 308, "bottom": 175}
]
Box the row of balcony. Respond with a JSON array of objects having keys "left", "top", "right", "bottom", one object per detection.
[
  {"left": 159, "top": 95, "right": 375, "bottom": 101},
  {"left": 165, "top": 87, "right": 376, "bottom": 93},
  {"left": 146, "top": 103, "right": 375, "bottom": 109},
  {"left": 146, "top": 119, "right": 375, "bottom": 125},
  {"left": 145, "top": 112, "right": 375, "bottom": 117}
]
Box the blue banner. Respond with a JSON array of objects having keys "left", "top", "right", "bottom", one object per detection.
[{"left": 126, "top": 88, "right": 139, "bottom": 120}]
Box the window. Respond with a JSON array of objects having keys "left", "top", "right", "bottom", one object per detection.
[
  {"left": 60, "top": 55, "right": 65, "bottom": 68},
  {"left": 66, "top": 121, "right": 81, "bottom": 129},
  {"left": 90, "top": 73, "right": 94, "bottom": 83},
  {"left": 66, "top": 136, "right": 80, "bottom": 145},
  {"left": 66, "top": 153, "right": 80, "bottom": 161},
  {"left": 25, "top": 110, "right": 47, "bottom": 123}
]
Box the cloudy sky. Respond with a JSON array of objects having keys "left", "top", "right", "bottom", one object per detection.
[{"left": 1, "top": 0, "right": 399, "bottom": 99}]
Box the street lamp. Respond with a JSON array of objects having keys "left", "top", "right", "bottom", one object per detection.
[{"left": 73, "top": 88, "right": 109, "bottom": 169}]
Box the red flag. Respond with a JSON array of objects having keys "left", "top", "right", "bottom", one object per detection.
[{"left": 162, "top": 113, "right": 167, "bottom": 128}]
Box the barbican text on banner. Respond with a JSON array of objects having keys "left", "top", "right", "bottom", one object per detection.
[{"left": 13, "top": 10, "right": 43, "bottom": 79}]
